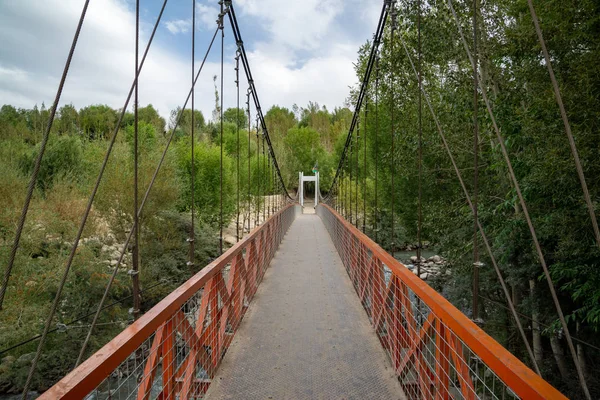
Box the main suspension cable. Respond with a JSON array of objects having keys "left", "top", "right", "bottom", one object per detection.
[
  {"left": 324, "top": 0, "right": 390, "bottom": 198},
  {"left": 227, "top": 3, "right": 291, "bottom": 199},
  {"left": 0, "top": 0, "right": 91, "bottom": 311}
]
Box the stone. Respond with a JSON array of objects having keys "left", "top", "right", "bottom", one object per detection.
[
  {"left": 224, "top": 235, "right": 237, "bottom": 245},
  {"left": 410, "top": 256, "right": 418, "bottom": 263},
  {"left": 432, "top": 255, "right": 442, "bottom": 263},
  {"left": 427, "top": 262, "right": 435, "bottom": 268},
  {"left": 110, "top": 260, "right": 119, "bottom": 266},
  {"left": 419, "top": 273, "right": 429, "bottom": 280},
  {"left": 16, "top": 353, "right": 35, "bottom": 366},
  {"left": 445, "top": 269, "right": 452, "bottom": 276},
  {"left": 1, "top": 356, "right": 15, "bottom": 365}
]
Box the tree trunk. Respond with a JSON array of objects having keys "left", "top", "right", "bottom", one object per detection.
[
  {"left": 529, "top": 280, "right": 543, "bottom": 365},
  {"left": 550, "top": 334, "right": 569, "bottom": 380},
  {"left": 576, "top": 321, "right": 588, "bottom": 378}
]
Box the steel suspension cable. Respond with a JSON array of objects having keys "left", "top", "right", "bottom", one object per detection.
[
  {"left": 472, "top": 0, "right": 480, "bottom": 323},
  {"left": 363, "top": 96, "right": 368, "bottom": 233},
  {"left": 390, "top": 3, "right": 398, "bottom": 255},
  {"left": 263, "top": 135, "right": 266, "bottom": 219},
  {"left": 219, "top": 2, "right": 225, "bottom": 255},
  {"left": 417, "top": 0, "right": 423, "bottom": 278},
  {"left": 447, "top": 0, "right": 587, "bottom": 391},
  {"left": 355, "top": 118, "right": 360, "bottom": 227},
  {"left": 527, "top": 0, "right": 600, "bottom": 250},
  {"left": 325, "top": 0, "right": 390, "bottom": 198},
  {"left": 132, "top": 0, "right": 141, "bottom": 322},
  {"left": 255, "top": 117, "right": 260, "bottom": 226},
  {"left": 188, "top": 0, "right": 196, "bottom": 271},
  {"left": 227, "top": 3, "right": 291, "bottom": 199},
  {"left": 235, "top": 49, "right": 241, "bottom": 241},
  {"left": 375, "top": 56, "right": 380, "bottom": 243},
  {"left": 247, "top": 88, "right": 251, "bottom": 232},
  {"left": 349, "top": 142, "right": 353, "bottom": 224},
  {"left": 397, "top": 30, "right": 542, "bottom": 376},
  {"left": 20, "top": 3, "right": 172, "bottom": 396},
  {"left": 74, "top": 27, "right": 219, "bottom": 369},
  {"left": 0, "top": 0, "right": 91, "bottom": 311}
]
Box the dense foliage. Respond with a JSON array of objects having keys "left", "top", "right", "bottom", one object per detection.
[
  {"left": 329, "top": 0, "right": 600, "bottom": 398},
  {"left": 0, "top": 101, "right": 282, "bottom": 393}
]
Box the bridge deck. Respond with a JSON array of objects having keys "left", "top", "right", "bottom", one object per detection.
[{"left": 205, "top": 214, "right": 403, "bottom": 399}]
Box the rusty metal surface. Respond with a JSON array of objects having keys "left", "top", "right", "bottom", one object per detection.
[{"left": 205, "top": 214, "right": 404, "bottom": 399}]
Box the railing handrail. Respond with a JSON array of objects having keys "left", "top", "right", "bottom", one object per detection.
[
  {"left": 41, "top": 204, "right": 296, "bottom": 399},
  {"left": 318, "top": 203, "right": 566, "bottom": 400}
]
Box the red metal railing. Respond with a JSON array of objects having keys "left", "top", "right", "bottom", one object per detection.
[
  {"left": 41, "top": 204, "right": 297, "bottom": 399},
  {"left": 317, "top": 204, "right": 566, "bottom": 400}
]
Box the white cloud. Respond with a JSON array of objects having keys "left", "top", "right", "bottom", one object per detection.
[
  {"left": 230, "top": 0, "right": 382, "bottom": 112},
  {"left": 165, "top": 19, "right": 191, "bottom": 34},
  {"left": 197, "top": 4, "right": 219, "bottom": 30},
  {"left": 0, "top": 0, "right": 384, "bottom": 123},
  {"left": 0, "top": 0, "right": 232, "bottom": 121}
]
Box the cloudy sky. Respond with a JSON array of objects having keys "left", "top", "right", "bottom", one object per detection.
[{"left": 0, "top": 0, "right": 381, "bottom": 121}]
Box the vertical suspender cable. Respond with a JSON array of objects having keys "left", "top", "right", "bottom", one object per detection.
[
  {"left": 188, "top": 0, "right": 196, "bottom": 270},
  {"left": 349, "top": 142, "right": 353, "bottom": 223},
  {"left": 416, "top": 0, "right": 423, "bottom": 279},
  {"left": 247, "top": 89, "right": 251, "bottom": 232},
  {"left": 0, "top": 0, "right": 91, "bottom": 311},
  {"left": 375, "top": 56, "right": 380, "bottom": 243},
  {"left": 363, "top": 95, "right": 368, "bottom": 233},
  {"left": 390, "top": 2, "right": 397, "bottom": 255},
  {"left": 256, "top": 117, "right": 260, "bottom": 226},
  {"left": 219, "top": 1, "right": 224, "bottom": 255},
  {"left": 472, "top": 0, "right": 480, "bottom": 322},
  {"left": 235, "top": 50, "right": 240, "bottom": 241},
  {"left": 262, "top": 135, "right": 265, "bottom": 220},
  {"left": 355, "top": 118, "right": 360, "bottom": 227},
  {"left": 132, "top": 0, "right": 141, "bottom": 322},
  {"left": 527, "top": 0, "right": 600, "bottom": 250}
]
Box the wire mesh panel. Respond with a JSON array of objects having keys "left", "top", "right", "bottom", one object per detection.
[
  {"left": 316, "top": 204, "right": 566, "bottom": 400},
  {"left": 40, "top": 204, "right": 297, "bottom": 400}
]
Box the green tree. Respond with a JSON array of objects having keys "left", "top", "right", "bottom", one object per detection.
[
  {"left": 79, "top": 105, "right": 118, "bottom": 140},
  {"left": 223, "top": 107, "right": 247, "bottom": 128}
]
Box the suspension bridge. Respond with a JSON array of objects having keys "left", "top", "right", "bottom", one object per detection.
[{"left": 1, "top": 0, "right": 597, "bottom": 399}]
